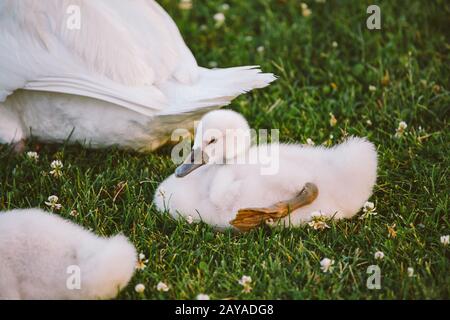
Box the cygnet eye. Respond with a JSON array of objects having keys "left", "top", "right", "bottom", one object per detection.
[{"left": 207, "top": 137, "right": 217, "bottom": 145}]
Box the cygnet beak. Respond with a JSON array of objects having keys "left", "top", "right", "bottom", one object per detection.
[{"left": 175, "top": 148, "right": 209, "bottom": 178}]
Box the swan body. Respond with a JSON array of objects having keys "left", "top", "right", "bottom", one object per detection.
[
  {"left": 0, "top": 209, "right": 136, "bottom": 299},
  {"left": 154, "top": 110, "right": 378, "bottom": 230},
  {"left": 0, "top": 0, "right": 275, "bottom": 151}
]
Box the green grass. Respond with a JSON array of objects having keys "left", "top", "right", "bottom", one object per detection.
[{"left": 1, "top": 0, "right": 449, "bottom": 299}]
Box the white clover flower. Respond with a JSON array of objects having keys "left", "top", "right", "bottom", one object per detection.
[
  {"left": 238, "top": 275, "right": 252, "bottom": 286},
  {"left": 301, "top": 3, "right": 312, "bottom": 17},
  {"left": 440, "top": 235, "right": 449, "bottom": 246},
  {"left": 306, "top": 138, "right": 315, "bottom": 146},
  {"left": 196, "top": 293, "right": 210, "bottom": 300},
  {"left": 364, "top": 201, "right": 375, "bottom": 211},
  {"left": 50, "top": 160, "right": 64, "bottom": 177},
  {"left": 238, "top": 275, "right": 252, "bottom": 293},
  {"left": 320, "top": 258, "right": 334, "bottom": 273},
  {"left": 69, "top": 209, "right": 79, "bottom": 217},
  {"left": 178, "top": 0, "right": 192, "bottom": 10},
  {"left": 407, "top": 267, "right": 414, "bottom": 277},
  {"left": 220, "top": 3, "right": 230, "bottom": 11},
  {"left": 26, "top": 151, "right": 39, "bottom": 161},
  {"left": 366, "top": 119, "right": 373, "bottom": 126},
  {"left": 395, "top": 121, "right": 408, "bottom": 138},
  {"left": 374, "top": 251, "right": 385, "bottom": 260},
  {"left": 135, "top": 283, "right": 145, "bottom": 293},
  {"left": 308, "top": 212, "right": 330, "bottom": 231},
  {"left": 369, "top": 85, "right": 377, "bottom": 92},
  {"left": 213, "top": 12, "right": 225, "bottom": 26},
  {"left": 332, "top": 41, "right": 338, "bottom": 48},
  {"left": 257, "top": 46, "right": 265, "bottom": 54},
  {"left": 136, "top": 252, "right": 148, "bottom": 271},
  {"left": 360, "top": 201, "right": 377, "bottom": 219},
  {"left": 46, "top": 195, "right": 59, "bottom": 203},
  {"left": 156, "top": 281, "right": 170, "bottom": 292},
  {"left": 50, "top": 159, "right": 63, "bottom": 169},
  {"left": 45, "top": 195, "right": 62, "bottom": 210},
  {"left": 186, "top": 215, "right": 194, "bottom": 224}
]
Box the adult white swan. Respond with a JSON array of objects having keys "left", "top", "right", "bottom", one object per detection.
[{"left": 0, "top": 0, "right": 275, "bottom": 152}]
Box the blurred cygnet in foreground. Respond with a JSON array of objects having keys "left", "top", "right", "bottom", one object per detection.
[{"left": 0, "top": 208, "right": 136, "bottom": 299}]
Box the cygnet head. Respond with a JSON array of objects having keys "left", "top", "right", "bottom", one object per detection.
[{"left": 175, "top": 110, "right": 251, "bottom": 177}]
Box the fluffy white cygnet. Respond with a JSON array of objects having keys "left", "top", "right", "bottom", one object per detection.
[
  {"left": 154, "top": 110, "right": 378, "bottom": 230},
  {"left": 0, "top": 208, "right": 137, "bottom": 299}
]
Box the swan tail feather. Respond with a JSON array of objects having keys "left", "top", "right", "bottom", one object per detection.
[{"left": 160, "top": 66, "right": 276, "bottom": 114}]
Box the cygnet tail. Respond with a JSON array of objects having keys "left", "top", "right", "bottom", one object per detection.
[
  {"left": 82, "top": 235, "right": 137, "bottom": 299},
  {"left": 160, "top": 66, "right": 276, "bottom": 114}
]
